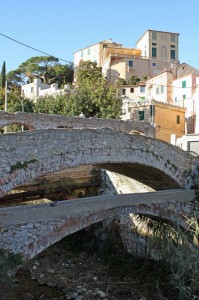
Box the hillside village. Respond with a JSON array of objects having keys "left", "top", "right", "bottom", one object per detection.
[
  {"left": 1, "top": 29, "right": 199, "bottom": 300},
  {"left": 21, "top": 29, "right": 199, "bottom": 154}
]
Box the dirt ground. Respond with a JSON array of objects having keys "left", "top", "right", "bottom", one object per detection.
[{"left": 0, "top": 227, "right": 176, "bottom": 300}]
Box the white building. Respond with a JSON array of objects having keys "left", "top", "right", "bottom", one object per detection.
[
  {"left": 172, "top": 73, "right": 197, "bottom": 133},
  {"left": 193, "top": 77, "right": 199, "bottom": 133},
  {"left": 21, "top": 78, "right": 71, "bottom": 102},
  {"left": 118, "top": 82, "right": 147, "bottom": 120}
]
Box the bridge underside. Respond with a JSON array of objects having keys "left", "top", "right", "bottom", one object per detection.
[
  {"left": 0, "top": 162, "right": 180, "bottom": 205},
  {"left": 98, "top": 163, "right": 180, "bottom": 190}
]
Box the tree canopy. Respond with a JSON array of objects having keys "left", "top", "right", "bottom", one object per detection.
[
  {"left": 116, "top": 75, "right": 141, "bottom": 86},
  {"left": 34, "top": 61, "right": 121, "bottom": 119},
  {"left": 0, "top": 61, "right": 6, "bottom": 89},
  {"left": 6, "top": 56, "right": 74, "bottom": 87},
  {"left": 4, "top": 58, "right": 121, "bottom": 120},
  {"left": 71, "top": 61, "right": 121, "bottom": 118}
]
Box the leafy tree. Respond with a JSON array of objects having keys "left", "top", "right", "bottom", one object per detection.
[
  {"left": 6, "top": 69, "right": 24, "bottom": 88},
  {"left": 70, "top": 61, "right": 121, "bottom": 118},
  {"left": 34, "top": 95, "right": 65, "bottom": 114},
  {"left": 116, "top": 78, "right": 127, "bottom": 85},
  {"left": 6, "top": 56, "right": 74, "bottom": 87},
  {"left": 5, "top": 88, "right": 34, "bottom": 113},
  {"left": 19, "top": 56, "right": 59, "bottom": 84},
  {"left": 127, "top": 75, "right": 140, "bottom": 85},
  {"left": 34, "top": 60, "right": 121, "bottom": 119},
  {"left": 0, "top": 87, "right": 5, "bottom": 110},
  {"left": 0, "top": 61, "right": 6, "bottom": 89},
  {"left": 47, "top": 63, "right": 74, "bottom": 87}
]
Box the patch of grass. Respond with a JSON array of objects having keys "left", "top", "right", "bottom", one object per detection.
[
  {"left": 148, "top": 217, "right": 199, "bottom": 300},
  {"left": 0, "top": 248, "right": 24, "bottom": 285}
]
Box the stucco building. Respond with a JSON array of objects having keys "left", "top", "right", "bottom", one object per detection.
[
  {"left": 74, "top": 29, "right": 180, "bottom": 84},
  {"left": 21, "top": 78, "right": 71, "bottom": 102},
  {"left": 129, "top": 100, "right": 186, "bottom": 143}
]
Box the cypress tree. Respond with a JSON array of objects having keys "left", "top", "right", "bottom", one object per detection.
[{"left": 0, "top": 61, "right": 6, "bottom": 88}]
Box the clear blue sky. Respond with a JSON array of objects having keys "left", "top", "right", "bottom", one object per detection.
[{"left": 1, "top": 0, "right": 199, "bottom": 73}]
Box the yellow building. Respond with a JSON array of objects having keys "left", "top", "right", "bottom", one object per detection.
[
  {"left": 154, "top": 101, "right": 185, "bottom": 142},
  {"left": 130, "top": 100, "right": 186, "bottom": 143}
]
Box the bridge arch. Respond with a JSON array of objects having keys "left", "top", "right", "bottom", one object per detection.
[
  {"left": 0, "top": 128, "right": 198, "bottom": 198},
  {"left": 0, "top": 191, "right": 192, "bottom": 259},
  {"left": 26, "top": 207, "right": 188, "bottom": 259},
  {"left": 0, "top": 112, "right": 155, "bottom": 136}
]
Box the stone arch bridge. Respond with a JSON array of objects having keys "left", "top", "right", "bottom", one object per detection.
[
  {"left": 0, "top": 124, "right": 199, "bottom": 259},
  {"left": 0, "top": 190, "right": 196, "bottom": 259},
  {"left": 0, "top": 112, "right": 155, "bottom": 137},
  {"left": 0, "top": 127, "right": 198, "bottom": 196}
]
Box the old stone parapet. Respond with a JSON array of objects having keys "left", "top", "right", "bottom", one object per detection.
[{"left": 0, "top": 112, "right": 155, "bottom": 137}]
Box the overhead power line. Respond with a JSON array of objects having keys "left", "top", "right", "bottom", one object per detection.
[{"left": 0, "top": 32, "right": 72, "bottom": 64}]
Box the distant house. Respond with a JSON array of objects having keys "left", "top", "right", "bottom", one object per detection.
[{"left": 21, "top": 78, "right": 71, "bottom": 102}]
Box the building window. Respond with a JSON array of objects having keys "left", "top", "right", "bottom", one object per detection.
[
  {"left": 130, "top": 88, "right": 134, "bottom": 93},
  {"left": 152, "top": 31, "right": 157, "bottom": 40},
  {"left": 183, "top": 94, "right": 186, "bottom": 100},
  {"left": 177, "top": 115, "right": 180, "bottom": 124},
  {"left": 152, "top": 62, "right": 157, "bottom": 66},
  {"left": 171, "top": 50, "right": 175, "bottom": 59},
  {"left": 171, "top": 45, "right": 175, "bottom": 48},
  {"left": 182, "top": 80, "right": 186, "bottom": 88},
  {"left": 171, "top": 34, "right": 176, "bottom": 42},
  {"left": 140, "top": 86, "right": 145, "bottom": 93},
  {"left": 138, "top": 110, "right": 144, "bottom": 120},
  {"left": 31, "top": 87, "right": 34, "bottom": 93},
  {"left": 128, "top": 60, "right": 133, "bottom": 68},
  {"left": 81, "top": 51, "right": 84, "bottom": 58},
  {"left": 161, "top": 85, "right": 164, "bottom": 93},
  {"left": 152, "top": 42, "right": 157, "bottom": 46},
  {"left": 152, "top": 47, "right": 157, "bottom": 58},
  {"left": 122, "top": 89, "right": 126, "bottom": 95},
  {"left": 156, "top": 87, "right": 159, "bottom": 94},
  {"left": 87, "top": 48, "right": 90, "bottom": 55},
  {"left": 175, "top": 97, "right": 177, "bottom": 102}
]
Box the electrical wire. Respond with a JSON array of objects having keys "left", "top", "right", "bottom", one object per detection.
[{"left": 0, "top": 32, "right": 72, "bottom": 64}]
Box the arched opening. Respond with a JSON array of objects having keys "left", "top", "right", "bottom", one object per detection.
[{"left": 1, "top": 123, "right": 31, "bottom": 133}]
